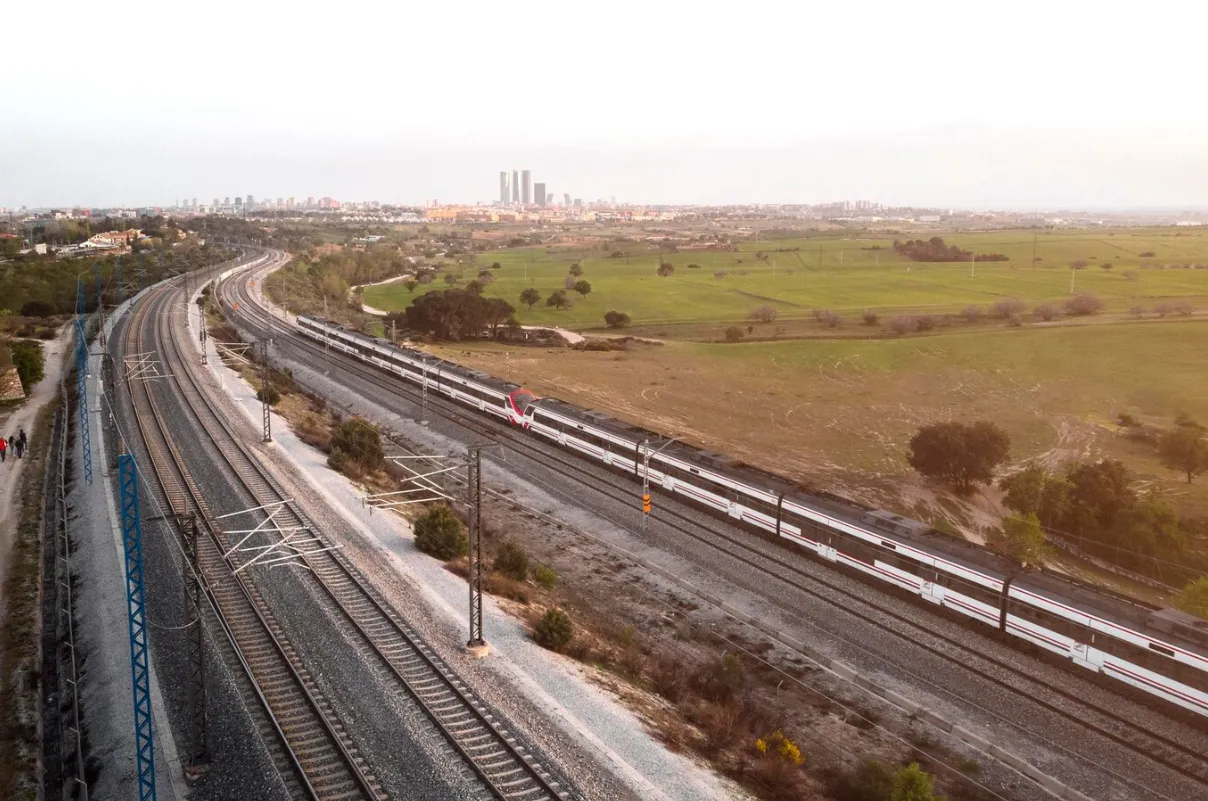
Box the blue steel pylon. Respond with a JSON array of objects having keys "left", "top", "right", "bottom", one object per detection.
[
  {"left": 75, "top": 281, "right": 92, "bottom": 485},
  {"left": 118, "top": 454, "right": 157, "bottom": 800}
]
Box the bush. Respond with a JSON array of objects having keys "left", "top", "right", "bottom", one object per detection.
[
  {"left": 413, "top": 505, "right": 467, "bottom": 560},
  {"left": 1101, "top": 262, "right": 1113, "bottom": 270},
  {"left": 1064, "top": 292, "right": 1104, "bottom": 316},
  {"left": 533, "top": 608, "right": 574, "bottom": 651},
  {"left": 688, "top": 263, "right": 701, "bottom": 269},
  {"left": 1117, "top": 412, "right": 1140, "bottom": 427},
  {"left": 329, "top": 417, "right": 384, "bottom": 472},
  {"left": 533, "top": 564, "right": 558, "bottom": 590},
  {"left": 887, "top": 315, "right": 915, "bottom": 336},
  {"left": 820, "top": 310, "right": 843, "bottom": 328},
  {"left": 828, "top": 759, "right": 894, "bottom": 801},
  {"left": 10, "top": 340, "right": 44, "bottom": 392},
  {"left": 1129, "top": 305, "right": 1145, "bottom": 318},
  {"left": 914, "top": 314, "right": 937, "bottom": 332},
  {"left": 754, "top": 730, "right": 804, "bottom": 767},
  {"left": 656, "top": 262, "right": 675, "bottom": 277},
  {"left": 256, "top": 385, "right": 282, "bottom": 406},
  {"left": 861, "top": 310, "right": 880, "bottom": 326},
  {"left": 749, "top": 305, "right": 778, "bottom": 323},
  {"left": 713, "top": 271, "right": 727, "bottom": 279},
  {"left": 20, "top": 300, "right": 55, "bottom": 318},
  {"left": 1174, "top": 301, "right": 1194, "bottom": 316},
  {"left": 990, "top": 297, "right": 1026, "bottom": 318},
  {"left": 1154, "top": 302, "right": 1173, "bottom": 318},
  {"left": 693, "top": 653, "right": 745, "bottom": 702},
  {"left": 1140, "top": 251, "right": 1156, "bottom": 258},
  {"left": 494, "top": 540, "right": 529, "bottom": 581},
  {"left": 724, "top": 326, "right": 744, "bottom": 342},
  {"left": 960, "top": 304, "right": 984, "bottom": 322},
  {"left": 1033, "top": 302, "right": 1058, "bottom": 321}
]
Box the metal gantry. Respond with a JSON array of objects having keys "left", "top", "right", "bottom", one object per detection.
[
  {"left": 260, "top": 339, "right": 272, "bottom": 442},
  {"left": 118, "top": 454, "right": 157, "bottom": 800},
  {"left": 466, "top": 446, "right": 485, "bottom": 650},
  {"left": 182, "top": 515, "right": 208, "bottom": 773}
]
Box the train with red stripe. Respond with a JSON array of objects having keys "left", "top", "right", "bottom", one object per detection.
[{"left": 296, "top": 314, "right": 1208, "bottom": 720}]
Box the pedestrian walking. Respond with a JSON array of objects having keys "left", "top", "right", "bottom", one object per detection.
[
  {"left": 0, "top": 436, "right": 7, "bottom": 464},
  {"left": 18, "top": 428, "right": 26, "bottom": 451},
  {"left": 6, "top": 436, "right": 13, "bottom": 458}
]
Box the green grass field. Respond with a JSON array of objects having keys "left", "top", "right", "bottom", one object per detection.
[{"left": 363, "top": 228, "right": 1208, "bottom": 331}]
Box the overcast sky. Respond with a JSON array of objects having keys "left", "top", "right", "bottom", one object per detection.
[{"left": 3, "top": 0, "right": 1206, "bottom": 209}]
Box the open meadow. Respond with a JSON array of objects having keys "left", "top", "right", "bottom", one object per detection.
[
  {"left": 365, "top": 228, "right": 1208, "bottom": 337},
  {"left": 429, "top": 315, "right": 1208, "bottom": 544}
]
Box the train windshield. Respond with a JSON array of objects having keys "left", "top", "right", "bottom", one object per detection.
[{"left": 510, "top": 389, "right": 537, "bottom": 414}]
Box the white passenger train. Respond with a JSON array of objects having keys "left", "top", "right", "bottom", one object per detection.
[{"left": 296, "top": 315, "right": 1208, "bottom": 720}]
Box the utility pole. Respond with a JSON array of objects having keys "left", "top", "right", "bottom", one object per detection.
[
  {"left": 640, "top": 437, "right": 679, "bottom": 529},
  {"left": 466, "top": 445, "right": 487, "bottom": 655},
  {"left": 420, "top": 358, "right": 430, "bottom": 425},
  {"left": 971, "top": 253, "right": 976, "bottom": 279},
  {"left": 182, "top": 515, "right": 208, "bottom": 775},
  {"left": 260, "top": 340, "right": 272, "bottom": 443},
  {"left": 1070, "top": 267, "right": 1076, "bottom": 294},
  {"left": 322, "top": 295, "right": 330, "bottom": 374}
]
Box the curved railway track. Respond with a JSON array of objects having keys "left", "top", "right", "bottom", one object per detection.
[
  {"left": 123, "top": 279, "right": 384, "bottom": 801},
  {"left": 220, "top": 254, "right": 1208, "bottom": 800},
  {"left": 127, "top": 263, "right": 570, "bottom": 801}
]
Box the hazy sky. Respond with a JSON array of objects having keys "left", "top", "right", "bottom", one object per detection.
[{"left": 4, "top": 0, "right": 1206, "bottom": 208}]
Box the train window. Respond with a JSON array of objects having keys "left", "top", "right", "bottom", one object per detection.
[
  {"left": 1148, "top": 642, "right": 1176, "bottom": 658},
  {"left": 880, "top": 540, "right": 897, "bottom": 550}
]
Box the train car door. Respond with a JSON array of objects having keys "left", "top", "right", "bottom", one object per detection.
[
  {"left": 1070, "top": 641, "right": 1103, "bottom": 672},
  {"left": 921, "top": 580, "right": 944, "bottom": 604}
]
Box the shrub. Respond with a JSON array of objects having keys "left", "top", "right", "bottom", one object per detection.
[
  {"left": 960, "top": 304, "right": 984, "bottom": 322},
  {"left": 713, "top": 271, "right": 727, "bottom": 279},
  {"left": 1174, "top": 301, "right": 1194, "bottom": 316},
  {"left": 820, "top": 310, "right": 843, "bottom": 328},
  {"left": 656, "top": 262, "right": 675, "bottom": 277},
  {"left": 1117, "top": 412, "right": 1140, "bottom": 427},
  {"left": 1064, "top": 292, "right": 1104, "bottom": 316},
  {"left": 754, "top": 730, "right": 804, "bottom": 767},
  {"left": 891, "top": 763, "right": 940, "bottom": 801},
  {"left": 827, "top": 759, "right": 894, "bottom": 801},
  {"left": 914, "top": 314, "right": 937, "bottom": 332},
  {"left": 413, "top": 505, "right": 467, "bottom": 560},
  {"left": 693, "top": 653, "right": 745, "bottom": 702},
  {"left": 329, "top": 417, "right": 384, "bottom": 472},
  {"left": 256, "top": 385, "right": 282, "bottom": 406},
  {"left": 533, "top": 564, "right": 558, "bottom": 590},
  {"left": 1101, "top": 262, "right": 1113, "bottom": 270},
  {"left": 724, "top": 326, "right": 744, "bottom": 342},
  {"left": 1033, "top": 302, "right": 1058, "bottom": 321},
  {"left": 887, "top": 315, "right": 915, "bottom": 336},
  {"left": 10, "top": 340, "right": 44, "bottom": 392},
  {"left": 687, "top": 263, "right": 701, "bottom": 269},
  {"left": 861, "top": 310, "right": 880, "bottom": 326},
  {"left": 1129, "top": 305, "right": 1144, "bottom": 318},
  {"left": 749, "top": 305, "right": 778, "bottom": 323},
  {"left": 494, "top": 540, "right": 529, "bottom": 581},
  {"left": 990, "top": 297, "right": 1026, "bottom": 318},
  {"left": 20, "top": 300, "right": 55, "bottom": 318},
  {"left": 1070, "top": 259, "right": 1089, "bottom": 270},
  {"left": 1154, "top": 302, "right": 1173, "bottom": 317},
  {"left": 1140, "top": 250, "right": 1156, "bottom": 258},
  {"left": 568, "top": 263, "right": 584, "bottom": 277},
  {"left": 533, "top": 608, "right": 574, "bottom": 651}
]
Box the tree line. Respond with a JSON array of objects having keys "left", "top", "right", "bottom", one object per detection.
[{"left": 893, "top": 237, "right": 1008, "bottom": 262}]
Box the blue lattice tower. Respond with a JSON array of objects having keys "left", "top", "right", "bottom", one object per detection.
[
  {"left": 75, "top": 280, "right": 92, "bottom": 486},
  {"left": 118, "top": 455, "right": 158, "bottom": 800}
]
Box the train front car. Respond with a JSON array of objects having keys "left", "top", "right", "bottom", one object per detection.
[{"left": 507, "top": 388, "right": 537, "bottom": 426}]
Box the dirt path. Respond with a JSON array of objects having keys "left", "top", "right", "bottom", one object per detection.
[{"left": 0, "top": 326, "right": 71, "bottom": 621}]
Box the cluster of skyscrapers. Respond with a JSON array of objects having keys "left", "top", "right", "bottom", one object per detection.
[{"left": 498, "top": 170, "right": 566, "bottom": 207}]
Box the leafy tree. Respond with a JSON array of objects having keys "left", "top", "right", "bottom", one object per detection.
[
  {"left": 990, "top": 297, "right": 1026, "bottom": 319},
  {"left": 519, "top": 288, "right": 541, "bottom": 310},
  {"left": 893, "top": 237, "right": 1006, "bottom": 263},
  {"left": 404, "top": 280, "right": 418, "bottom": 293},
  {"left": 656, "top": 262, "right": 675, "bottom": 277},
  {"left": 890, "top": 763, "right": 940, "bottom": 801},
  {"left": 724, "top": 326, "right": 743, "bottom": 342},
  {"left": 1033, "top": 302, "right": 1058, "bottom": 321},
  {"left": 546, "top": 290, "right": 573, "bottom": 310},
  {"left": 9, "top": 340, "right": 44, "bottom": 392},
  {"left": 494, "top": 541, "right": 528, "bottom": 581},
  {"left": 604, "top": 311, "right": 631, "bottom": 328},
  {"left": 1000, "top": 464, "right": 1070, "bottom": 529},
  {"left": 563, "top": 275, "right": 578, "bottom": 290},
  {"left": 998, "top": 512, "right": 1049, "bottom": 567},
  {"left": 1174, "top": 577, "right": 1208, "bottom": 619},
  {"left": 490, "top": 261, "right": 502, "bottom": 269},
  {"left": 413, "top": 505, "right": 467, "bottom": 560},
  {"left": 1064, "top": 459, "right": 1135, "bottom": 534},
  {"left": 1159, "top": 426, "right": 1208, "bottom": 483},
  {"left": 862, "top": 310, "right": 880, "bottom": 326},
  {"left": 907, "top": 421, "right": 1010, "bottom": 492},
  {"left": 533, "top": 608, "right": 574, "bottom": 651},
  {"left": 568, "top": 263, "right": 583, "bottom": 277},
  {"left": 402, "top": 289, "right": 515, "bottom": 340},
  {"left": 888, "top": 315, "right": 916, "bottom": 335},
  {"left": 572, "top": 279, "right": 592, "bottom": 297}
]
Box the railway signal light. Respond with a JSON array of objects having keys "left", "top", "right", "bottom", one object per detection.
[{"left": 642, "top": 493, "right": 651, "bottom": 514}]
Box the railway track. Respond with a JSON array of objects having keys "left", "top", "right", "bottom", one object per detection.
[
  {"left": 130, "top": 262, "right": 570, "bottom": 800},
  {"left": 220, "top": 254, "right": 1208, "bottom": 799},
  {"left": 123, "top": 279, "right": 384, "bottom": 801}
]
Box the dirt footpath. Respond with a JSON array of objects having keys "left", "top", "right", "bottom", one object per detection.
[{"left": 0, "top": 326, "right": 71, "bottom": 623}]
